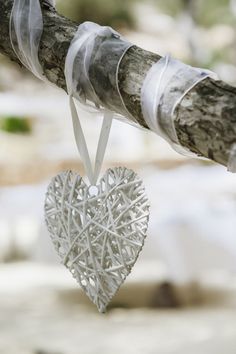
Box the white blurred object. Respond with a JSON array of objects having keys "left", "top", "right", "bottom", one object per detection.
[
  {"left": 204, "top": 25, "right": 235, "bottom": 50},
  {"left": 0, "top": 220, "right": 13, "bottom": 261},
  {"left": 213, "top": 63, "right": 236, "bottom": 85},
  {"left": 144, "top": 165, "right": 236, "bottom": 283},
  {"left": 0, "top": 184, "right": 45, "bottom": 260},
  {"left": 177, "top": 12, "right": 210, "bottom": 64},
  {"left": 15, "top": 216, "right": 39, "bottom": 256},
  {"left": 231, "top": 0, "right": 236, "bottom": 16},
  {"left": 134, "top": 3, "right": 175, "bottom": 36}
]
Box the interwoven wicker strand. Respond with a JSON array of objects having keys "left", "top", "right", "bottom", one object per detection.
[{"left": 45, "top": 167, "right": 150, "bottom": 312}]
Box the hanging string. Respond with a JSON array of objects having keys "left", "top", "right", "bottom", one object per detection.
[
  {"left": 64, "top": 24, "right": 115, "bottom": 185},
  {"left": 69, "top": 96, "right": 113, "bottom": 185},
  {"left": 9, "top": 2, "right": 135, "bottom": 182},
  {"left": 65, "top": 22, "right": 134, "bottom": 185}
]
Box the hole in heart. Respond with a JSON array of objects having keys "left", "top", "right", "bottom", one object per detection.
[
  {"left": 108, "top": 174, "right": 114, "bottom": 184},
  {"left": 59, "top": 246, "right": 64, "bottom": 254},
  {"left": 89, "top": 185, "right": 99, "bottom": 196}
]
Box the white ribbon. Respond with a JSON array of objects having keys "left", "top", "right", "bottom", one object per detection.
[
  {"left": 69, "top": 96, "right": 113, "bottom": 185},
  {"left": 65, "top": 23, "right": 115, "bottom": 185},
  {"left": 9, "top": 0, "right": 226, "bottom": 169},
  {"left": 65, "top": 22, "right": 133, "bottom": 185},
  {"left": 141, "top": 55, "right": 218, "bottom": 156},
  {"left": 65, "top": 22, "right": 105, "bottom": 107},
  {"left": 10, "top": 0, "right": 44, "bottom": 80}
]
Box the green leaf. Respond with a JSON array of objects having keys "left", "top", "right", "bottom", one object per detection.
[{"left": 0, "top": 116, "right": 32, "bottom": 134}]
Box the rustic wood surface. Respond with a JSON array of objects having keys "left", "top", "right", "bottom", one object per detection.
[{"left": 0, "top": 0, "right": 236, "bottom": 168}]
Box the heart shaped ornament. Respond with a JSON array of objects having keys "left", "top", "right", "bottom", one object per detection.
[{"left": 45, "top": 167, "right": 150, "bottom": 312}]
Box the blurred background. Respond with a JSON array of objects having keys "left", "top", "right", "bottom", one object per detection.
[{"left": 0, "top": 0, "right": 236, "bottom": 353}]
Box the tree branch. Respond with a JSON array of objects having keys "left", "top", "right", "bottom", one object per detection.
[{"left": 0, "top": 0, "right": 236, "bottom": 168}]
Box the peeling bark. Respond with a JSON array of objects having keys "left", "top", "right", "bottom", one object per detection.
[{"left": 0, "top": 0, "right": 236, "bottom": 168}]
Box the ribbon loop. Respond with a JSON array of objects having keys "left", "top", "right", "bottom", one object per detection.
[
  {"left": 69, "top": 96, "right": 112, "bottom": 185},
  {"left": 10, "top": 0, "right": 44, "bottom": 80},
  {"left": 65, "top": 22, "right": 133, "bottom": 184},
  {"left": 141, "top": 55, "right": 218, "bottom": 156}
]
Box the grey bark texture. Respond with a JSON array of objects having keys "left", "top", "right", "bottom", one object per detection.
[{"left": 0, "top": 0, "right": 236, "bottom": 168}]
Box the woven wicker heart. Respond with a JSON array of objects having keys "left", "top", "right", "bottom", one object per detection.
[{"left": 45, "top": 167, "right": 149, "bottom": 312}]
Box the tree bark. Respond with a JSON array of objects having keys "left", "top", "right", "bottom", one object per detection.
[{"left": 0, "top": 0, "right": 236, "bottom": 168}]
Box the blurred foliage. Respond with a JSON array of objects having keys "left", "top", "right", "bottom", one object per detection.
[
  {"left": 0, "top": 116, "right": 32, "bottom": 134},
  {"left": 56, "top": 0, "right": 135, "bottom": 29},
  {"left": 154, "top": 0, "right": 235, "bottom": 27},
  {"left": 196, "top": 0, "right": 235, "bottom": 27},
  {"left": 153, "top": 0, "right": 185, "bottom": 16}
]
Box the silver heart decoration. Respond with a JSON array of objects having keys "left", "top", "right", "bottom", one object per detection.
[{"left": 45, "top": 167, "right": 150, "bottom": 312}]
